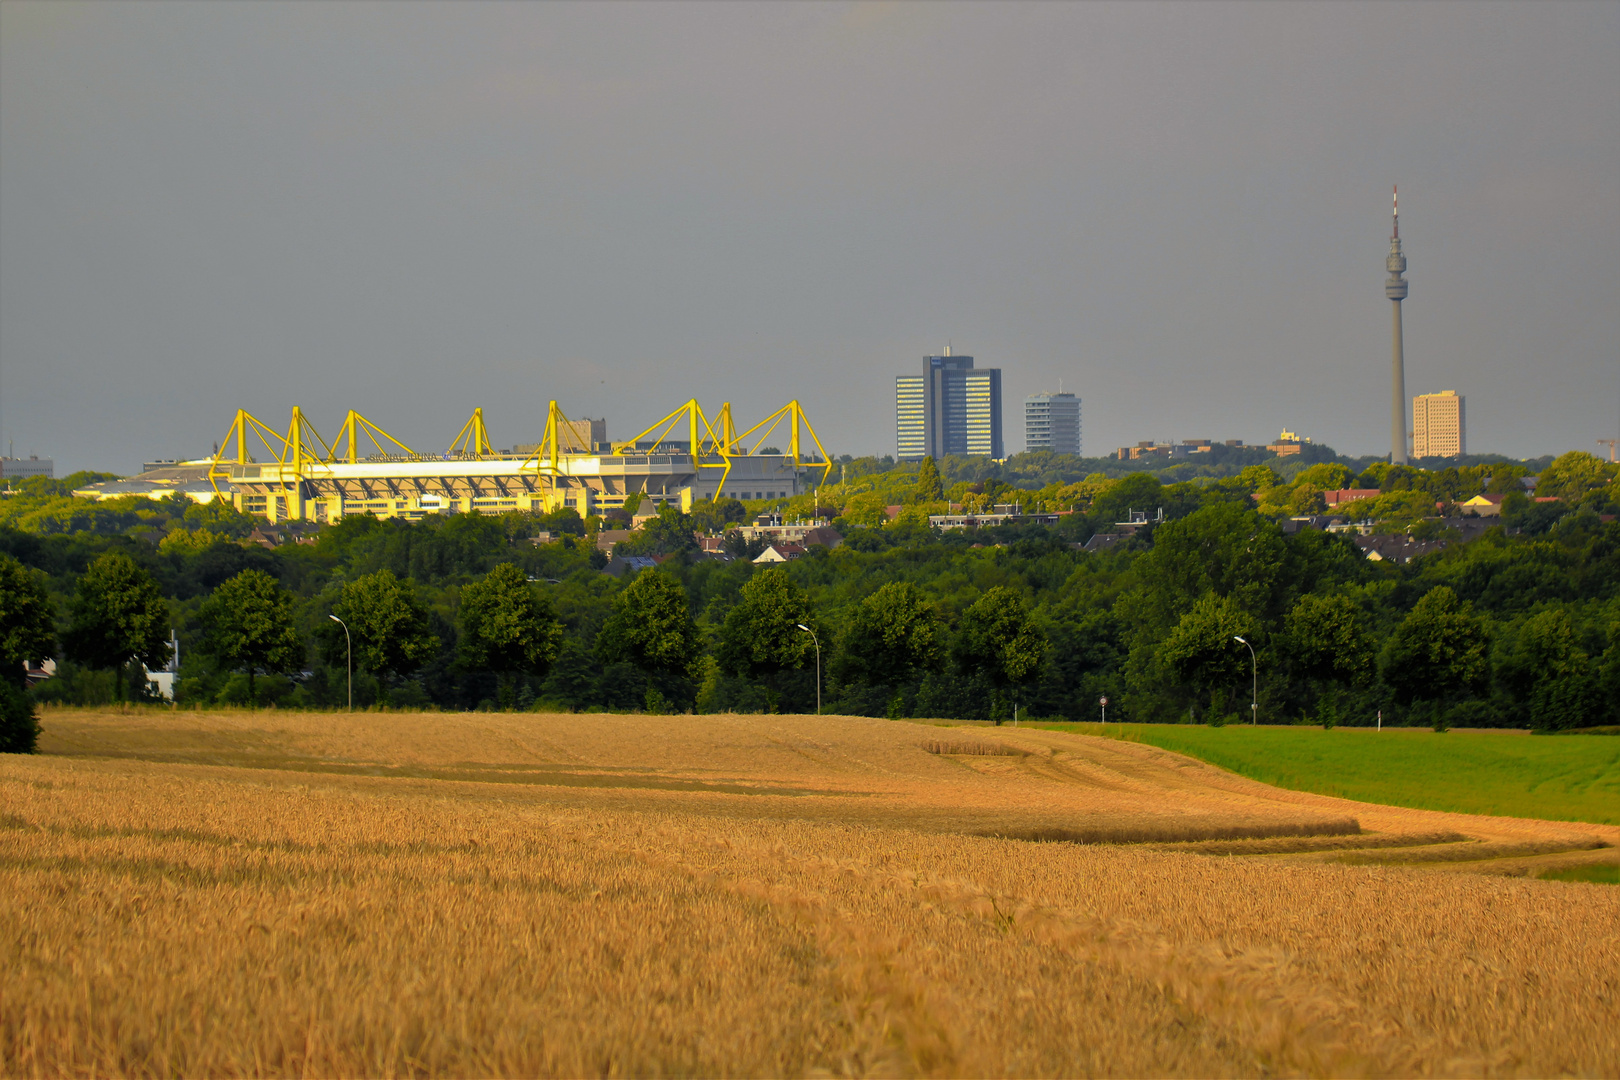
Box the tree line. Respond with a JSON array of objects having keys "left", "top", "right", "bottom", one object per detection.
[{"left": 2, "top": 451, "right": 1618, "bottom": 753}]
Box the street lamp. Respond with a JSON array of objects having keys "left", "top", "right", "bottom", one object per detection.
[
  {"left": 1233, "top": 635, "right": 1256, "bottom": 725},
  {"left": 796, "top": 624, "right": 821, "bottom": 714},
  {"left": 330, "top": 614, "right": 352, "bottom": 712}
]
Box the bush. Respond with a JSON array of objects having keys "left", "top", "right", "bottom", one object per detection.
[
  {"left": 1443, "top": 699, "right": 1496, "bottom": 730},
  {"left": 0, "top": 681, "right": 41, "bottom": 753}
]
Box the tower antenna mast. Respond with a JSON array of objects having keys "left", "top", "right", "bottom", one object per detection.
[{"left": 1386, "top": 186, "right": 1409, "bottom": 465}]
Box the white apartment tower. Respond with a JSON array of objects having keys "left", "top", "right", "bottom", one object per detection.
[
  {"left": 1024, "top": 393, "right": 1081, "bottom": 455},
  {"left": 1413, "top": 391, "right": 1465, "bottom": 458}
]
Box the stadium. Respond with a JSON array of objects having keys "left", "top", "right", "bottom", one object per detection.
[{"left": 75, "top": 400, "right": 831, "bottom": 523}]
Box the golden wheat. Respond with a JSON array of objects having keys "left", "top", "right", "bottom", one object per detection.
[{"left": 2, "top": 708, "right": 1616, "bottom": 1077}]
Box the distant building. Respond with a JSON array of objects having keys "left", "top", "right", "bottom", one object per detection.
[
  {"left": 736, "top": 521, "right": 842, "bottom": 549},
  {"left": 1116, "top": 440, "right": 1217, "bottom": 460},
  {"left": 1323, "top": 488, "right": 1381, "bottom": 507},
  {"left": 1266, "top": 430, "right": 1311, "bottom": 457},
  {"left": 1024, "top": 393, "right": 1081, "bottom": 455},
  {"left": 753, "top": 542, "right": 807, "bottom": 563},
  {"left": 896, "top": 375, "right": 926, "bottom": 460},
  {"left": 894, "top": 348, "right": 1003, "bottom": 460},
  {"left": 928, "top": 505, "right": 1061, "bottom": 530},
  {"left": 72, "top": 460, "right": 230, "bottom": 504},
  {"left": 0, "top": 455, "right": 53, "bottom": 479},
  {"left": 511, "top": 418, "right": 607, "bottom": 455},
  {"left": 1413, "top": 391, "right": 1465, "bottom": 458}
]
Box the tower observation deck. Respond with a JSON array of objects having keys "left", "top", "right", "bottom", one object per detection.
[{"left": 1386, "top": 186, "right": 1409, "bottom": 465}]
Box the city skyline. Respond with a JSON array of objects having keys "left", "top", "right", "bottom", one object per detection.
[{"left": 2, "top": 3, "right": 1615, "bottom": 474}]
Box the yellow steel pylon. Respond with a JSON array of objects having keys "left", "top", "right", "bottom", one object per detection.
[
  {"left": 616, "top": 399, "right": 735, "bottom": 494},
  {"left": 208, "top": 407, "right": 336, "bottom": 506},
  {"left": 732, "top": 400, "right": 833, "bottom": 487},
  {"left": 448, "top": 409, "right": 493, "bottom": 457},
  {"left": 331, "top": 410, "right": 417, "bottom": 463}
]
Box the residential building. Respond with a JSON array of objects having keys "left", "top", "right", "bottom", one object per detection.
[
  {"left": 736, "top": 521, "right": 842, "bottom": 549},
  {"left": 753, "top": 542, "right": 807, "bottom": 563},
  {"left": 1024, "top": 392, "right": 1081, "bottom": 455},
  {"left": 1413, "top": 391, "right": 1465, "bottom": 458},
  {"left": 928, "top": 508, "right": 1061, "bottom": 530},
  {"left": 894, "top": 348, "right": 1003, "bottom": 460},
  {"left": 1323, "top": 488, "right": 1382, "bottom": 507}
]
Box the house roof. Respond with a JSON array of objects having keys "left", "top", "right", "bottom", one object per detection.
[{"left": 753, "top": 541, "right": 806, "bottom": 563}]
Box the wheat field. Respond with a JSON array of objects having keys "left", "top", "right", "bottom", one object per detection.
[{"left": 2, "top": 708, "right": 1617, "bottom": 1077}]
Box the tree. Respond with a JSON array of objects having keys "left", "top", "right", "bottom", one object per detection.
[
  {"left": 1380, "top": 586, "right": 1490, "bottom": 726},
  {"left": 835, "top": 582, "right": 944, "bottom": 689},
  {"left": 620, "top": 505, "right": 700, "bottom": 557},
  {"left": 332, "top": 569, "right": 440, "bottom": 684},
  {"left": 839, "top": 492, "right": 891, "bottom": 529},
  {"left": 197, "top": 569, "right": 304, "bottom": 702},
  {"left": 1159, "top": 592, "right": 1256, "bottom": 720},
  {"left": 1281, "top": 593, "right": 1374, "bottom": 724},
  {"left": 1499, "top": 608, "right": 1600, "bottom": 731},
  {"left": 597, "top": 570, "right": 701, "bottom": 709},
  {"left": 0, "top": 681, "right": 40, "bottom": 754},
  {"left": 1291, "top": 463, "right": 1355, "bottom": 492},
  {"left": 536, "top": 506, "right": 586, "bottom": 537},
  {"left": 1125, "top": 503, "right": 1287, "bottom": 639},
  {"left": 458, "top": 563, "right": 561, "bottom": 704},
  {"left": 1533, "top": 451, "right": 1615, "bottom": 502},
  {"left": 62, "top": 551, "right": 171, "bottom": 700},
  {"left": 722, "top": 530, "right": 769, "bottom": 560},
  {"left": 1088, "top": 472, "right": 1163, "bottom": 525},
  {"left": 913, "top": 458, "right": 944, "bottom": 503},
  {"left": 954, "top": 587, "right": 1045, "bottom": 723},
  {"left": 0, "top": 553, "right": 54, "bottom": 687},
  {"left": 690, "top": 497, "right": 747, "bottom": 534},
  {"left": 715, "top": 566, "right": 817, "bottom": 707}
]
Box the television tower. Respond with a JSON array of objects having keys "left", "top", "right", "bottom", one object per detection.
[{"left": 1386, "top": 186, "right": 1409, "bottom": 464}]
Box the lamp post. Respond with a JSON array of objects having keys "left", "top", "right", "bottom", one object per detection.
[
  {"left": 329, "top": 614, "right": 352, "bottom": 712},
  {"left": 1233, "top": 636, "right": 1256, "bottom": 725},
  {"left": 796, "top": 623, "right": 821, "bottom": 714}
]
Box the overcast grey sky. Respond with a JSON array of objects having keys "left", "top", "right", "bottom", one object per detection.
[{"left": 2, "top": 1, "right": 1615, "bottom": 473}]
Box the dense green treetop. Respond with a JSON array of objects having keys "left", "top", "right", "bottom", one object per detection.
[
  {"left": 1158, "top": 593, "right": 1257, "bottom": 718},
  {"left": 0, "top": 553, "right": 55, "bottom": 686},
  {"left": 954, "top": 586, "right": 1044, "bottom": 694},
  {"left": 596, "top": 570, "right": 701, "bottom": 678},
  {"left": 457, "top": 563, "right": 563, "bottom": 694},
  {"left": 196, "top": 569, "right": 304, "bottom": 698},
  {"left": 62, "top": 551, "right": 171, "bottom": 695},
  {"left": 913, "top": 458, "right": 944, "bottom": 503},
  {"left": 1281, "top": 593, "right": 1375, "bottom": 689},
  {"left": 1380, "top": 586, "right": 1491, "bottom": 711},
  {"left": 715, "top": 566, "right": 817, "bottom": 680},
  {"left": 833, "top": 582, "right": 944, "bottom": 688},
  {"left": 330, "top": 569, "right": 440, "bottom": 682}
]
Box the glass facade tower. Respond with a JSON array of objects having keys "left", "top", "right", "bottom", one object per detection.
[{"left": 895, "top": 350, "right": 1003, "bottom": 460}]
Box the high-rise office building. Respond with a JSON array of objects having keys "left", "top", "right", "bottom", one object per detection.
[
  {"left": 894, "top": 348, "right": 1003, "bottom": 460},
  {"left": 895, "top": 375, "right": 926, "bottom": 460},
  {"left": 1413, "top": 391, "right": 1465, "bottom": 458},
  {"left": 1024, "top": 393, "right": 1081, "bottom": 455}
]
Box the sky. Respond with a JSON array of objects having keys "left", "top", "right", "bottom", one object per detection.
[{"left": 1, "top": 1, "right": 1616, "bottom": 474}]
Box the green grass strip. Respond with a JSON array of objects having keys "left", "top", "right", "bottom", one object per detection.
[{"left": 1031, "top": 723, "right": 1620, "bottom": 825}]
